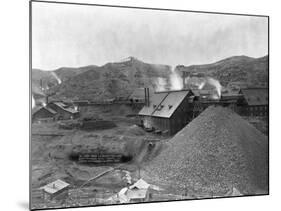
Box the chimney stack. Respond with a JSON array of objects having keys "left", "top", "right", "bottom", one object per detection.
[
  {"left": 147, "top": 88, "right": 150, "bottom": 106},
  {"left": 144, "top": 87, "right": 150, "bottom": 107}
]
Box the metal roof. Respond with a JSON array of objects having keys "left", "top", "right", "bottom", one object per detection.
[
  {"left": 32, "top": 106, "right": 57, "bottom": 116},
  {"left": 52, "top": 102, "right": 79, "bottom": 114},
  {"left": 138, "top": 92, "right": 168, "bottom": 116},
  {"left": 152, "top": 90, "right": 191, "bottom": 118},
  {"left": 129, "top": 179, "right": 150, "bottom": 190},
  {"left": 40, "top": 179, "right": 70, "bottom": 195},
  {"left": 239, "top": 88, "right": 268, "bottom": 106}
]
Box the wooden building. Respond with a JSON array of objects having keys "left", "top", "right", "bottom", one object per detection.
[
  {"left": 40, "top": 179, "right": 70, "bottom": 201},
  {"left": 48, "top": 102, "right": 80, "bottom": 120},
  {"left": 238, "top": 88, "right": 268, "bottom": 116},
  {"left": 138, "top": 89, "right": 195, "bottom": 135},
  {"left": 32, "top": 106, "right": 57, "bottom": 123}
]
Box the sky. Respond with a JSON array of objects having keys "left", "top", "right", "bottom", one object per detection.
[{"left": 32, "top": 2, "right": 268, "bottom": 70}]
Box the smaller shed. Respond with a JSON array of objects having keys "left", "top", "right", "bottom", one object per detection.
[
  {"left": 116, "top": 179, "right": 152, "bottom": 203},
  {"left": 32, "top": 106, "right": 57, "bottom": 123},
  {"left": 48, "top": 102, "right": 80, "bottom": 120},
  {"left": 40, "top": 179, "right": 70, "bottom": 200}
]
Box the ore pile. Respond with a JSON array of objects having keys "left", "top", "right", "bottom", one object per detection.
[{"left": 144, "top": 106, "right": 268, "bottom": 197}]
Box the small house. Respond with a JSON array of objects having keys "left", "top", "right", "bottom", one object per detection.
[
  {"left": 40, "top": 179, "right": 70, "bottom": 200},
  {"left": 116, "top": 179, "right": 152, "bottom": 203},
  {"left": 32, "top": 106, "right": 57, "bottom": 123},
  {"left": 48, "top": 102, "right": 80, "bottom": 120}
]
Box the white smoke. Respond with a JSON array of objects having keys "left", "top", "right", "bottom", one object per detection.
[
  {"left": 154, "top": 77, "right": 167, "bottom": 92},
  {"left": 206, "top": 77, "right": 222, "bottom": 98},
  {"left": 51, "top": 72, "right": 62, "bottom": 84},
  {"left": 169, "top": 66, "right": 183, "bottom": 90}
]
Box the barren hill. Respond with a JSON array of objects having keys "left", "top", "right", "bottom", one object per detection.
[
  {"left": 177, "top": 55, "right": 268, "bottom": 88},
  {"left": 48, "top": 57, "right": 171, "bottom": 100}
]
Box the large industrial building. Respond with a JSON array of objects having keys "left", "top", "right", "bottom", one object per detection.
[
  {"left": 138, "top": 87, "right": 268, "bottom": 135},
  {"left": 238, "top": 88, "right": 269, "bottom": 116}
]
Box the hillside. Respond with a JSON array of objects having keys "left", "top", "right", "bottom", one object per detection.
[
  {"left": 177, "top": 55, "right": 268, "bottom": 88},
  {"left": 32, "top": 55, "right": 268, "bottom": 101},
  {"left": 48, "top": 57, "right": 171, "bottom": 100},
  {"left": 32, "top": 66, "right": 97, "bottom": 97}
]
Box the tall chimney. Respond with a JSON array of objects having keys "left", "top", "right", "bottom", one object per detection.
[
  {"left": 147, "top": 88, "right": 150, "bottom": 106},
  {"left": 144, "top": 87, "right": 147, "bottom": 106}
]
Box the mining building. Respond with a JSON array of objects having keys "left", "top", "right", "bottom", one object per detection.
[
  {"left": 138, "top": 88, "right": 195, "bottom": 135},
  {"left": 238, "top": 88, "right": 269, "bottom": 116}
]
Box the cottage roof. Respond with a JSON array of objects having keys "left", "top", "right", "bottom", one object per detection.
[
  {"left": 239, "top": 88, "right": 268, "bottom": 106},
  {"left": 40, "top": 179, "right": 70, "bottom": 195},
  {"left": 152, "top": 90, "right": 191, "bottom": 118},
  {"left": 52, "top": 102, "right": 79, "bottom": 114},
  {"left": 129, "top": 179, "right": 150, "bottom": 190},
  {"left": 32, "top": 106, "right": 57, "bottom": 116}
]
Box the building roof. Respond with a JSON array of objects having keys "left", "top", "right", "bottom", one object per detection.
[
  {"left": 32, "top": 106, "right": 57, "bottom": 116},
  {"left": 139, "top": 90, "right": 193, "bottom": 118},
  {"left": 239, "top": 88, "right": 268, "bottom": 106},
  {"left": 129, "top": 179, "right": 150, "bottom": 190},
  {"left": 40, "top": 179, "right": 70, "bottom": 195},
  {"left": 138, "top": 92, "right": 168, "bottom": 116},
  {"left": 52, "top": 102, "right": 79, "bottom": 114},
  {"left": 153, "top": 90, "right": 191, "bottom": 118},
  {"left": 126, "top": 189, "right": 148, "bottom": 199}
]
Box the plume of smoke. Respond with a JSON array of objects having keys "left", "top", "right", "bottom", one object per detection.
[
  {"left": 186, "top": 76, "right": 222, "bottom": 98},
  {"left": 169, "top": 66, "right": 183, "bottom": 91},
  {"left": 51, "top": 72, "right": 62, "bottom": 84},
  {"left": 206, "top": 77, "right": 222, "bottom": 98},
  {"left": 154, "top": 77, "right": 167, "bottom": 92}
]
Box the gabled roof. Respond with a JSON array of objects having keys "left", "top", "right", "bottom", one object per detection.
[
  {"left": 40, "top": 179, "right": 70, "bottom": 195},
  {"left": 138, "top": 90, "right": 194, "bottom": 118},
  {"left": 138, "top": 92, "right": 168, "bottom": 116},
  {"left": 32, "top": 106, "right": 57, "bottom": 116},
  {"left": 52, "top": 102, "right": 79, "bottom": 114},
  {"left": 153, "top": 90, "right": 191, "bottom": 118},
  {"left": 239, "top": 88, "right": 268, "bottom": 106},
  {"left": 129, "top": 179, "right": 150, "bottom": 190}
]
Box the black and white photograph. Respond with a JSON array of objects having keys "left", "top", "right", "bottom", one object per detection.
[{"left": 30, "top": 1, "right": 269, "bottom": 210}]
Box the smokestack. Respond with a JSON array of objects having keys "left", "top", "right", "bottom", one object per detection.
[
  {"left": 144, "top": 87, "right": 147, "bottom": 106},
  {"left": 147, "top": 88, "right": 150, "bottom": 106},
  {"left": 144, "top": 88, "right": 150, "bottom": 107}
]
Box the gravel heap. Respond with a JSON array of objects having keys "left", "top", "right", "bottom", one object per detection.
[{"left": 144, "top": 106, "right": 268, "bottom": 197}]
